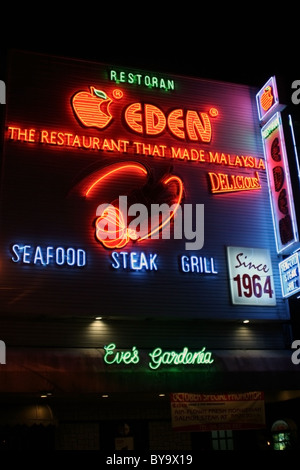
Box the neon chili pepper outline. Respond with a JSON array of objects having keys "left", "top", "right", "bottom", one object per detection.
[
  {"left": 137, "top": 174, "right": 184, "bottom": 242},
  {"left": 85, "top": 163, "right": 184, "bottom": 249},
  {"left": 85, "top": 163, "right": 148, "bottom": 197}
]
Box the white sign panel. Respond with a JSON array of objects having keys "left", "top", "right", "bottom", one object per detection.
[
  {"left": 261, "top": 113, "right": 298, "bottom": 254},
  {"left": 227, "top": 247, "right": 276, "bottom": 306},
  {"left": 279, "top": 252, "right": 300, "bottom": 298}
]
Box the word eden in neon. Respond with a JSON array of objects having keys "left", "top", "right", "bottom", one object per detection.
[
  {"left": 103, "top": 343, "right": 214, "bottom": 370},
  {"left": 109, "top": 69, "right": 175, "bottom": 91}
]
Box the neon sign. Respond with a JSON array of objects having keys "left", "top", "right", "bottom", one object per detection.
[
  {"left": 7, "top": 125, "right": 265, "bottom": 169},
  {"left": 92, "top": 164, "right": 184, "bottom": 249},
  {"left": 180, "top": 255, "right": 218, "bottom": 274},
  {"left": 103, "top": 343, "right": 214, "bottom": 370},
  {"left": 256, "top": 76, "right": 280, "bottom": 122},
  {"left": 261, "top": 112, "right": 298, "bottom": 253},
  {"left": 124, "top": 103, "right": 216, "bottom": 142},
  {"left": 109, "top": 69, "right": 175, "bottom": 91},
  {"left": 70, "top": 84, "right": 219, "bottom": 142},
  {"left": 279, "top": 252, "right": 300, "bottom": 298},
  {"left": 11, "top": 244, "right": 86, "bottom": 267},
  {"left": 72, "top": 86, "right": 116, "bottom": 130},
  {"left": 111, "top": 251, "right": 158, "bottom": 271},
  {"left": 208, "top": 171, "right": 261, "bottom": 194}
]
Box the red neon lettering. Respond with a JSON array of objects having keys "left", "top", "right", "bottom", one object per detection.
[
  {"left": 208, "top": 171, "right": 261, "bottom": 194},
  {"left": 145, "top": 104, "right": 166, "bottom": 135},
  {"left": 8, "top": 126, "right": 36, "bottom": 142},
  {"left": 124, "top": 103, "right": 143, "bottom": 133},
  {"left": 167, "top": 109, "right": 185, "bottom": 139},
  {"left": 186, "top": 111, "right": 211, "bottom": 142},
  {"left": 124, "top": 103, "right": 213, "bottom": 142}
]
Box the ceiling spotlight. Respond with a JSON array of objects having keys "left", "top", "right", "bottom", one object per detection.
[{"left": 40, "top": 391, "right": 52, "bottom": 398}]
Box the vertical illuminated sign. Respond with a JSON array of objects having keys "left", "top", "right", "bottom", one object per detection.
[
  {"left": 256, "top": 76, "right": 280, "bottom": 123},
  {"left": 261, "top": 112, "right": 298, "bottom": 253},
  {"left": 279, "top": 252, "right": 300, "bottom": 298}
]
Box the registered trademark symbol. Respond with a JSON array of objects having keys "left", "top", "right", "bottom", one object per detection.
[
  {"left": 113, "top": 89, "right": 123, "bottom": 100},
  {"left": 209, "top": 107, "right": 219, "bottom": 117}
]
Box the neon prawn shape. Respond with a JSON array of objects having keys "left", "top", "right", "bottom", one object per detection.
[{"left": 85, "top": 164, "right": 184, "bottom": 249}]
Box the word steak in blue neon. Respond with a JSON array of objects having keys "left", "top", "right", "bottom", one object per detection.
[
  {"left": 111, "top": 251, "right": 158, "bottom": 270},
  {"left": 11, "top": 243, "right": 86, "bottom": 267}
]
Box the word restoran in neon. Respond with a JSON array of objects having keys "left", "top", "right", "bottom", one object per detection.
[
  {"left": 109, "top": 69, "right": 175, "bottom": 91},
  {"left": 103, "top": 343, "right": 214, "bottom": 370}
]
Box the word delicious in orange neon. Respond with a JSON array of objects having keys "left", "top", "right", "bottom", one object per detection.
[{"left": 208, "top": 171, "right": 261, "bottom": 194}]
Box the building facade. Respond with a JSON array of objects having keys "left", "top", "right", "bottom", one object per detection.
[{"left": 0, "top": 50, "right": 300, "bottom": 450}]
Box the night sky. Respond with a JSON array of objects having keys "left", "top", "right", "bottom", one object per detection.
[{"left": 1, "top": 19, "right": 299, "bottom": 117}]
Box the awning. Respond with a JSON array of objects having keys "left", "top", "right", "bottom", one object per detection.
[{"left": 0, "top": 347, "right": 299, "bottom": 396}]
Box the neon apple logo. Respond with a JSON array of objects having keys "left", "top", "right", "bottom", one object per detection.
[
  {"left": 71, "top": 86, "right": 218, "bottom": 142},
  {"left": 72, "top": 87, "right": 123, "bottom": 130},
  {"left": 260, "top": 86, "right": 274, "bottom": 112}
]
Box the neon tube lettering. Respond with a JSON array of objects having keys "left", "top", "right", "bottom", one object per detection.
[
  {"left": 124, "top": 103, "right": 213, "bottom": 142},
  {"left": 11, "top": 244, "right": 86, "bottom": 267},
  {"left": 148, "top": 347, "right": 214, "bottom": 370},
  {"left": 103, "top": 343, "right": 140, "bottom": 365}
]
